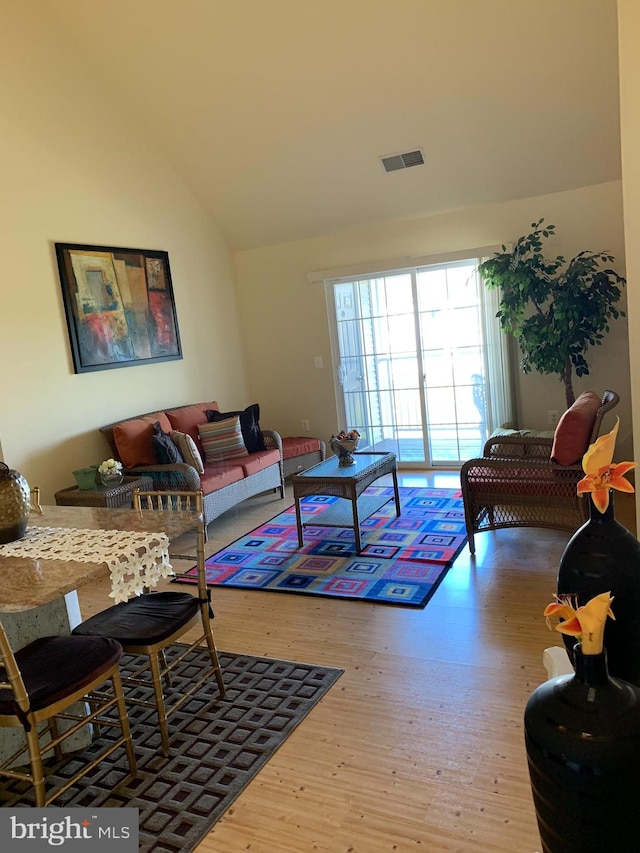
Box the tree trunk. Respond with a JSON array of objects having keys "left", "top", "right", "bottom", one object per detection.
[{"left": 562, "top": 360, "right": 575, "bottom": 408}]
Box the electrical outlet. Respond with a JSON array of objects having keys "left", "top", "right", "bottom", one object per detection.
[
  {"left": 548, "top": 409, "right": 560, "bottom": 426},
  {"left": 314, "top": 356, "right": 323, "bottom": 369},
  {"left": 301, "top": 419, "right": 310, "bottom": 432}
]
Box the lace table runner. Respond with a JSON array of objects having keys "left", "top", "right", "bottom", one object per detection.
[{"left": 0, "top": 527, "right": 173, "bottom": 604}]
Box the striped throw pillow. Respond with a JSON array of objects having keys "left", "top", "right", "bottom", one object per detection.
[{"left": 198, "top": 416, "right": 248, "bottom": 462}]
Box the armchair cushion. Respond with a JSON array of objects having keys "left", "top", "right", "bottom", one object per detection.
[
  {"left": 282, "top": 436, "right": 323, "bottom": 459},
  {"left": 551, "top": 392, "right": 602, "bottom": 466}
]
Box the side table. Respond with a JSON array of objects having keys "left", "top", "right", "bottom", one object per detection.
[{"left": 54, "top": 476, "right": 153, "bottom": 509}]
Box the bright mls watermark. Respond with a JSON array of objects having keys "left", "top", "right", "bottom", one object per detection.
[{"left": 0, "top": 809, "right": 138, "bottom": 850}]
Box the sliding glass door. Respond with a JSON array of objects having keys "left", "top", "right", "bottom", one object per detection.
[{"left": 328, "top": 257, "right": 510, "bottom": 466}]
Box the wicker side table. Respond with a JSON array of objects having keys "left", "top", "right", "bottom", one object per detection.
[{"left": 54, "top": 476, "right": 153, "bottom": 509}]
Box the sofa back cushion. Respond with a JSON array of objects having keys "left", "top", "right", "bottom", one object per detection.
[
  {"left": 551, "top": 392, "right": 602, "bottom": 465},
  {"left": 166, "top": 402, "right": 218, "bottom": 450},
  {"left": 113, "top": 412, "right": 172, "bottom": 468},
  {"left": 198, "top": 416, "right": 249, "bottom": 462}
]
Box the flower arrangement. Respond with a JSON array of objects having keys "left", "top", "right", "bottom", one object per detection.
[
  {"left": 332, "top": 429, "right": 361, "bottom": 441},
  {"left": 576, "top": 418, "right": 636, "bottom": 513},
  {"left": 98, "top": 458, "right": 123, "bottom": 477},
  {"left": 330, "top": 429, "right": 361, "bottom": 466},
  {"left": 544, "top": 591, "right": 616, "bottom": 655}
]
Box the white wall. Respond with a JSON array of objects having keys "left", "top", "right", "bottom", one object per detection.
[
  {"left": 0, "top": 2, "right": 250, "bottom": 501},
  {"left": 234, "top": 181, "right": 632, "bottom": 460},
  {"left": 618, "top": 0, "right": 640, "bottom": 524}
]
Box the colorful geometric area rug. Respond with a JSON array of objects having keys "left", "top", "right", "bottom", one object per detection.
[
  {"left": 0, "top": 645, "right": 343, "bottom": 853},
  {"left": 174, "top": 486, "right": 466, "bottom": 608}
]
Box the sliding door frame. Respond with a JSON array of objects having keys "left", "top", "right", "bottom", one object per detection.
[{"left": 319, "top": 245, "right": 515, "bottom": 468}]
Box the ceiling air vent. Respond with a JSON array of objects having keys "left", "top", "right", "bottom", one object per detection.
[{"left": 380, "top": 149, "right": 425, "bottom": 173}]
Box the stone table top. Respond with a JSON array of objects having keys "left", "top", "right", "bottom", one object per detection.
[{"left": 0, "top": 504, "right": 200, "bottom": 612}]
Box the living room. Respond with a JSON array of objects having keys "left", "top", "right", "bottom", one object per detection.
[{"left": 3, "top": 1, "right": 640, "bottom": 849}]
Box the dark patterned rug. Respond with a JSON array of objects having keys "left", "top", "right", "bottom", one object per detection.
[
  {"left": 174, "top": 486, "right": 466, "bottom": 607},
  {"left": 0, "top": 645, "right": 343, "bottom": 852}
]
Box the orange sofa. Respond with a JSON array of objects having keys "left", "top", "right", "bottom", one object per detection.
[{"left": 100, "top": 400, "right": 284, "bottom": 529}]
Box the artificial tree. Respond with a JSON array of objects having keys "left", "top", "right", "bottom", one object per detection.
[{"left": 478, "top": 219, "right": 626, "bottom": 408}]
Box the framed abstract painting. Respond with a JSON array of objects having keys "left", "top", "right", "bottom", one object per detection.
[{"left": 55, "top": 242, "right": 183, "bottom": 373}]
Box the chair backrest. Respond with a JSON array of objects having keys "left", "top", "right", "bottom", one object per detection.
[
  {"left": 133, "top": 490, "right": 202, "bottom": 514},
  {"left": 30, "top": 486, "right": 42, "bottom": 515},
  {"left": 0, "top": 622, "right": 30, "bottom": 716},
  {"left": 133, "top": 489, "right": 207, "bottom": 598},
  {"left": 589, "top": 390, "right": 620, "bottom": 445}
]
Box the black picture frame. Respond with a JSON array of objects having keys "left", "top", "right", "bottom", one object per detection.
[{"left": 55, "top": 242, "right": 183, "bottom": 374}]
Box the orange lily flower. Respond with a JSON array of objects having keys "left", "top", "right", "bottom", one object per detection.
[
  {"left": 576, "top": 418, "right": 636, "bottom": 513},
  {"left": 544, "top": 592, "right": 615, "bottom": 655},
  {"left": 544, "top": 595, "right": 579, "bottom": 630}
]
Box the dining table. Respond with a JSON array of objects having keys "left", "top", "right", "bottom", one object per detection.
[
  {"left": 0, "top": 502, "right": 202, "bottom": 763},
  {"left": 0, "top": 503, "right": 201, "bottom": 613}
]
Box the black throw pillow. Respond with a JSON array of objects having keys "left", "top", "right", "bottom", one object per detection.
[
  {"left": 152, "top": 421, "right": 184, "bottom": 464},
  {"left": 206, "top": 403, "right": 266, "bottom": 454}
]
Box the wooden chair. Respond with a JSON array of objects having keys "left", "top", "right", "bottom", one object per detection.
[
  {"left": 72, "top": 489, "right": 226, "bottom": 756},
  {"left": 29, "top": 486, "right": 43, "bottom": 515},
  {"left": 0, "top": 623, "right": 136, "bottom": 806},
  {"left": 460, "top": 390, "right": 620, "bottom": 553}
]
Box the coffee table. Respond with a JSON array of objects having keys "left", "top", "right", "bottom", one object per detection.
[{"left": 292, "top": 452, "right": 400, "bottom": 553}]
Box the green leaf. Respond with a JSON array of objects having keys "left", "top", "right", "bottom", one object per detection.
[{"left": 478, "top": 218, "right": 624, "bottom": 397}]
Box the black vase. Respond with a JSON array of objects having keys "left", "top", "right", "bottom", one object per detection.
[
  {"left": 525, "top": 644, "right": 640, "bottom": 852},
  {"left": 0, "top": 461, "right": 30, "bottom": 544},
  {"left": 557, "top": 493, "right": 640, "bottom": 686}
]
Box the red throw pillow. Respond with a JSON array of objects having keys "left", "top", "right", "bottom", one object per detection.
[{"left": 551, "top": 392, "right": 602, "bottom": 466}]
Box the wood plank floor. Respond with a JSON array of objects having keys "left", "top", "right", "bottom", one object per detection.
[{"left": 77, "top": 473, "right": 636, "bottom": 852}]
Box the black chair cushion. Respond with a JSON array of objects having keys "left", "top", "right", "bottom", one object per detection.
[
  {"left": 72, "top": 592, "right": 200, "bottom": 646},
  {"left": 0, "top": 635, "right": 122, "bottom": 715}
]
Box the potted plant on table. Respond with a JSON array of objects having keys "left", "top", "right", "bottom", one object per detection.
[{"left": 98, "top": 458, "right": 124, "bottom": 486}]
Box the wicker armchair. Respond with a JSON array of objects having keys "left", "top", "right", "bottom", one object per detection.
[{"left": 460, "top": 390, "right": 620, "bottom": 553}]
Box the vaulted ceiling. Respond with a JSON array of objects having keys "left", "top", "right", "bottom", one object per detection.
[{"left": 45, "top": 0, "right": 621, "bottom": 250}]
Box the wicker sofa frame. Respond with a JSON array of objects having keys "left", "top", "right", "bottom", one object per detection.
[
  {"left": 100, "top": 412, "right": 284, "bottom": 531},
  {"left": 460, "top": 390, "right": 620, "bottom": 553}
]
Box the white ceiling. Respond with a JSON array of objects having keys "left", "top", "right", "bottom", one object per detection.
[{"left": 45, "top": 0, "right": 621, "bottom": 250}]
